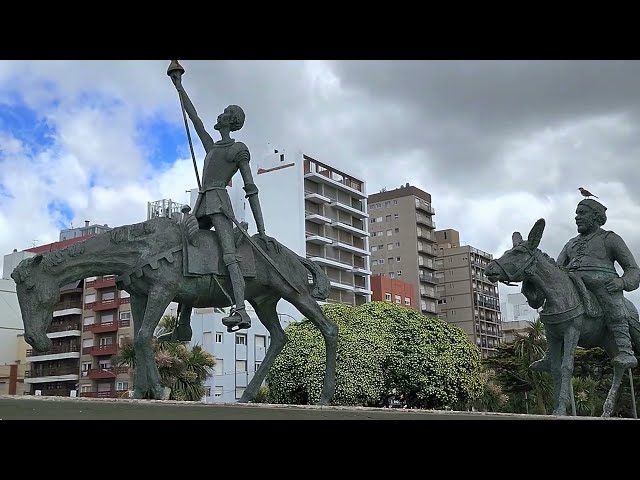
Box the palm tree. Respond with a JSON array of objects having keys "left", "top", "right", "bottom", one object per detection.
[{"left": 114, "top": 315, "right": 216, "bottom": 401}]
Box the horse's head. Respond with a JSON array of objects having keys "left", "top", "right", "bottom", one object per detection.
[
  {"left": 485, "top": 218, "right": 546, "bottom": 285},
  {"left": 11, "top": 254, "right": 58, "bottom": 352}
]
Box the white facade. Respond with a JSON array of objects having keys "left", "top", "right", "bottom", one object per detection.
[
  {"left": 3, "top": 250, "right": 35, "bottom": 280},
  {"left": 0, "top": 278, "right": 23, "bottom": 364},
  {"left": 189, "top": 305, "right": 296, "bottom": 403},
  {"left": 500, "top": 292, "right": 539, "bottom": 323}
]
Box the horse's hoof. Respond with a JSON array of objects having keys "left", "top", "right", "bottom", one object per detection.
[
  {"left": 156, "top": 386, "right": 171, "bottom": 400},
  {"left": 131, "top": 389, "right": 145, "bottom": 399}
]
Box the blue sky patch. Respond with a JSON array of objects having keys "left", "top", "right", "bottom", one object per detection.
[
  {"left": 0, "top": 96, "right": 56, "bottom": 154},
  {"left": 136, "top": 115, "right": 189, "bottom": 171},
  {"left": 47, "top": 200, "right": 74, "bottom": 230}
]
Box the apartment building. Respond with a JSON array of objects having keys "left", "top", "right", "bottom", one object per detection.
[
  {"left": 370, "top": 274, "right": 416, "bottom": 310},
  {"left": 435, "top": 229, "right": 502, "bottom": 358},
  {"left": 367, "top": 183, "right": 438, "bottom": 317}
]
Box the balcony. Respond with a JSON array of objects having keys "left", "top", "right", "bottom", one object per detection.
[
  {"left": 331, "top": 240, "right": 370, "bottom": 256},
  {"left": 83, "top": 321, "right": 119, "bottom": 334},
  {"left": 419, "top": 273, "right": 438, "bottom": 284},
  {"left": 305, "top": 232, "right": 333, "bottom": 245},
  {"left": 415, "top": 203, "right": 435, "bottom": 215},
  {"left": 83, "top": 366, "right": 128, "bottom": 379},
  {"left": 417, "top": 230, "right": 436, "bottom": 243},
  {"left": 305, "top": 212, "right": 332, "bottom": 225},
  {"left": 91, "top": 298, "right": 120, "bottom": 312},
  {"left": 83, "top": 344, "right": 118, "bottom": 356},
  {"left": 26, "top": 344, "right": 80, "bottom": 357},
  {"left": 52, "top": 300, "right": 83, "bottom": 311},
  {"left": 303, "top": 171, "right": 366, "bottom": 199},
  {"left": 87, "top": 276, "right": 117, "bottom": 289},
  {"left": 353, "top": 286, "right": 373, "bottom": 295},
  {"left": 308, "top": 256, "right": 353, "bottom": 272},
  {"left": 329, "top": 200, "right": 369, "bottom": 219},
  {"left": 330, "top": 221, "right": 368, "bottom": 238},
  {"left": 416, "top": 214, "right": 436, "bottom": 229},
  {"left": 330, "top": 281, "right": 355, "bottom": 292},
  {"left": 304, "top": 191, "right": 331, "bottom": 205},
  {"left": 352, "top": 266, "right": 372, "bottom": 276}
]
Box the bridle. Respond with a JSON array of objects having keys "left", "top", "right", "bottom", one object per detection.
[{"left": 492, "top": 243, "right": 539, "bottom": 286}]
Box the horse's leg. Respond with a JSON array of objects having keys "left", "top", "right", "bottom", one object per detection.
[
  {"left": 553, "top": 320, "right": 582, "bottom": 416},
  {"left": 547, "top": 334, "right": 563, "bottom": 413},
  {"left": 602, "top": 333, "right": 626, "bottom": 417},
  {"left": 287, "top": 293, "right": 338, "bottom": 405},
  {"left": 134, "top": 287, "right": 175, "bottom": 400},
  {"left": 129, "top": 294, "right": 149, "bottom": 399},
  {"left": 238, "top": 297, "right": 285, "bottom": 403}
]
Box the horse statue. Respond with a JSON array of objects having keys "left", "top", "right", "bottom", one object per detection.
[
  {"left": 11, "top": 214, "right": 338, "bottom": 403},
  {"left": 484, "top": 218, "right": 640, "bottom": 417}
]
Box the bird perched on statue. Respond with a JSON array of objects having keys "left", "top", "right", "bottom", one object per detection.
[{"left": 578, "top": 187, "right": 598, "bottom": 199}]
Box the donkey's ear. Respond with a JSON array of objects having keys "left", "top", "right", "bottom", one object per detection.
[
  {"left": 512, "top": 232, "right": 523, "bottom": 247},
  {"left": 527, "top": 218, "right": 546, "bottom": 249}
]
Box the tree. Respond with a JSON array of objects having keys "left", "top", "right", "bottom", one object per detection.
[
  {"left": 114, "top": 315, "right": 216, "bottom": 401},
  {"left": 265, "top": 301, "right": 484, "bottom": 409},
  {"left": 483, "top": 318, "right": 553, "bottom": 414}
]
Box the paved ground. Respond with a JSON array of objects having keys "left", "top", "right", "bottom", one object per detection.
[{"left": 0, "top": 395, "right": 624, "bottom": 420}]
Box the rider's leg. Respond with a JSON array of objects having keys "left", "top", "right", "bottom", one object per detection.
[
  {"left": 596, "top": 284, "right": 637, "bottom": 370},
  {"left": 211, "top": 214, "right": 251, "bottom": 331}
]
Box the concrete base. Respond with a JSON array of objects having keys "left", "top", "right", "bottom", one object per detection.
[{"left": 0, "top": 395, "right": 627, "bottom": 420}]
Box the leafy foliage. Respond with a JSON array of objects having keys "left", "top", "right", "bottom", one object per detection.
[
  {"left": 265, "top": 301, "right": 483, "bottom": 409},
  {"left": 114, "top": 315, "right": 215, "bottom": 401}
]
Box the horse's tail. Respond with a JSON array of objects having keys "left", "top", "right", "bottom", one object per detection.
[{"left": 297, "top": 256, "right": 330, "bottom": 300}]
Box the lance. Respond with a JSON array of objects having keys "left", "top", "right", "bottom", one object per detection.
[{"left": 167, "top": 60, "right": 202, "bottom": 191}]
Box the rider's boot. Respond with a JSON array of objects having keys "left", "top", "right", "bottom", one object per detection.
[
  {"left": 221, "top": 258, "right": 252, "bottom": 333},
  {"left": 609, "top": 316, "right": 638, "bottom": 369}
]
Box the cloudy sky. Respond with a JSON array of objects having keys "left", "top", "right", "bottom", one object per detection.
[{"left": 2, "top": 60, "right": 640, "bottom": 306}]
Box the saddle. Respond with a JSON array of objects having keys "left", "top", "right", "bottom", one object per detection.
[{"left": 181, "top": 225, "right": 257, "bottom": 278}]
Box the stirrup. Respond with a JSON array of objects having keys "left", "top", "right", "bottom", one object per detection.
[{"left": 222, "top": 308, "right": 251, "bottom": 333}]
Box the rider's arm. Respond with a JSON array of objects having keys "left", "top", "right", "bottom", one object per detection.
[
  {"left": 237, "top": 151, "right": 266, "bottom": 235},
  {"left": 608, "top": 232, "right": 640, "bottom": 291},
  {"left": 172, "top": 77, "right": 215, "bottom": 153},
  {"left": 556, "top": 243, "right": 570, "bottom": 269}
]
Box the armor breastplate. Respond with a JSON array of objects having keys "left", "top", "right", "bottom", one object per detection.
[{"left": 202, "top": 142, "right": 240, "bottom": 190}]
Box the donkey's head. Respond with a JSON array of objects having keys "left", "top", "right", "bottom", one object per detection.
[{"left": 485, "top": 219, "right": 546, "bottom": 285}]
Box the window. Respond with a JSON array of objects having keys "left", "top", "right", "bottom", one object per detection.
[
  {"left": 393, "top": 200, "right": 398, "bottom": 205},
  {"left": 215, "top": 359, "right": 224, "bottom": 375},
  {"left": 215, "top": 332, "right": 223, "bottom": 343},
  {"left": 236, "top": 334, "right": 247, "bottom": 345},
  {"left": 81, "top": 385, "right": 91, "bottom": 393},
  {"left": 236, "top": 360, "right": 247, "bottom": 372},
  {"left": 386, "top": 229, "right": 393, "bottom": 236},
  {"left": 397, "top": 271, "right": 402, "bottom": 276},
  {"left": 385, "top": 215, "right": 391, "bottom": 222},
  {"left": 394, "top": 213, "right": 399, "bottom": 219},
  {"left": 118, "top": 334, "right": 127, "bottom": 346},
  {"left": 396, "top": 256, "right": 401, "bottom": 262},
  {"left": 203, "top": 332, "right": 213, "bottom": 344},
  {"left": 395, "top": 242, "right": 400, "bottom": 247},
  {"left": 385, "top": 201, "right": 391, "bottom": 207},
  {"left": 214, "top": 386, "right": 223, "bottom": 397},
  {"left": 387, "top": 244, "right": 393, "bottom": 250},
  {"left": 394, "top": 295, "right": 401, "bottom": 304},
  {"left": 372, "top": 260, "right": 379, "bottom": 266},
  {"left": 119, "top": 311, "right": 131, "bottom": 321},
  {"left": 205, "top": 386, "right": 211, "bottom": 397},
  {"left": 371, "top": 245, "right": 378, "bottom": 252},
  {"left": 255, "top": 361, "right": 262, "bottom": 372},
  {"left": 235, "top": 388, "right": 245, "bottom": 399},
  {"left": 82, "top": 362, "right": 92, "bottom": 372},
  {"left": 255, "top": 335, "right": 266, "bottom": 348},
  {"left": 379, "top": 259, "right": 385, "bottom": 264},
  {"left": 388, "top": 257, "right": 393, "bottom": 263},
  {"left": 385, "top": 293, "right": 392, "bottom": 301},
  {"left": 84, "top": 293, "right": 96, "bottom": 304},
  {"left": 405, "top": 297, "right": 411, "bottom": 306},
  {"left": 83, "top": 316, "right": 95, "bottom": 326},
  {"left": 389, "top": 272, "right": 396, "bottom": 279},
  {"left": 394, "top": 227, "right": 399, "bottom": 233},
  {"left": 117, "top": 381, "right": 129, "bottom": 391},
  {"left": 101, "top": 291, "right": 115, "bottom": 301}
]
